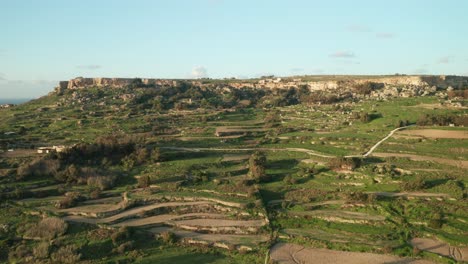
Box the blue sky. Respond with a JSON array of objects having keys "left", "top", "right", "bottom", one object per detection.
[{"left": 1, "top": 0, "right": 467, "bottom": 98}]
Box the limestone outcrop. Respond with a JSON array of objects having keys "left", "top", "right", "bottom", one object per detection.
[
  {"left": 59, "top": 77, "right": 177, "bottom": 90},
  {"left": 56, "top": 75, "right": 468, "bottom": 96}
]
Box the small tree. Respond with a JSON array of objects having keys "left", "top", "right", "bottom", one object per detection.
[
  {"left": 400, "top": 176, "right": 426, "bottom": 191},
  {"left": 248, "top": 152, "right": 270, "bottom": 182},
  {"left": 151, "top": 148, "right": 161, "bottom": 162},
  {"left": 135, "top": 148, "right": 150, "bottom": 165},
  {"left": 264, "top": 110, "right": 281, "bottom": 128},
  {"left": 122, "top": 156, "right": 135, "bottom": 171},
  {"left": 138, "top": 175, "right": 151, "bottom": 188},
  {"left": 160, "top": 231, "right": 177, "bottom": 244}
]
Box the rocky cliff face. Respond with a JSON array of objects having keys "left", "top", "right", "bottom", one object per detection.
[
  {"left": 57, "top": 75, "right": 468, "bottom": 93},
  {"left": 59, "top": 77, "right": 177, "bottom": 90}
]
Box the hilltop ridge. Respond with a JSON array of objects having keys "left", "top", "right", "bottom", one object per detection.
[{"left": 57, "top": 75, "right": 468, "bottom": 91}]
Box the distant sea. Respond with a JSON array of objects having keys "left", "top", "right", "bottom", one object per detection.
[{"left": 0, "top": 98, "right": 32, "bottom": 105}]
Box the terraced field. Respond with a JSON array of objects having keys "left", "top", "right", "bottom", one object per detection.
[
  {"left": 410, "top": 238, "right": 468, "bottom": 262},
  {"left": 44, "top": 191, "right": 271, "bottom": 251},
  {"left": 270, "top": 243, "right": 435, "bottom": 264},
  {"left": 1, "top": 88, "right": 466, "bottom": 263}
]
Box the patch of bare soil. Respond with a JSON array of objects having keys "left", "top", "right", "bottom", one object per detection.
[
  {"left": 215, "top": 126, "right": 266, "bottom": 133},
  {"left": 114, "top": 213, "right": 226, "bottom": 227},
  {"left": 106, "top": 201, "right": 212, "bottom": 222},
  {"left": 81, "top": 196, "right": 122, "bottom": 205},
  {"left": 410, "top": 103, "right": 467, "bottom": 110},
  {"left": 300, "top": 159, "right": 326, "bottom": 166},
  {"left": 60, "top": 203, "right": 121, "bottom": 215},
  {"left": 149, "top": 227, "right": 269, "bottom": 246},
  {"left": 0, "top": 149, "right": 38, "bottom": 158},
  {"left": 411, "top": 238, "right": 468, "bottom": 262},
  {"left": 283, "top": 229, "right": 396, "bottom": 247},
  {"left": 303, "top": 200, "right": 344, "bottom": 207},
  {"left": 62, "top": 201, "right": 213, "bottom": 224},
  {"left": 174, "top": 218, "right": 265, "bottom": 227},
  {"left": 289, "top": 210, "right": 385, "bottom": 222},
  {"left": 177, "top": 135, "right": 244, "bottom": 141},
  {"left": 222, "top": 154, "right": 250, "bottom": 162},
  {"left": 398, "top": 129, "right": 468, "bottom": 139},
  {"left": 0, "top": 169, "right": 11, "bottom": 177},
  {"left": 372, "top": 152, "right": 468, "bottom": 169},
  {"left": 370, "top": 192, "right": 449, "bottom": 198},
  {"left": 270, "top": 243, "right": 435, "bottom": 264}
]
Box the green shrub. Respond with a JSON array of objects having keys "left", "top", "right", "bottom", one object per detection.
[
  {"left": 51, "top": 245, "right": 81, "bottom": 264},
  {"left": 400, "top": 176, "right": 426, "bottom": 191},
  {"left": 25, "top": 217, "right": 68, "bottom": 240},
  {"left": 160, "top": 231, "right": 177, "bottom": 244},
  {"left": 33, "top": 241, "right": 50, "bottom": 259}
]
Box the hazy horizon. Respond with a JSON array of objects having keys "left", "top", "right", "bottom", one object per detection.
[{"left": 1, "top": 72, "right": 468, "bottom": 99}]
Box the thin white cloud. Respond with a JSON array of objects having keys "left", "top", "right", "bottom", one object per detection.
[
  {"left": 340, "top": 61, "right": 360, "bottom": 65},
  {"left": 0, "top": 73, "right": 6, "bottom": 81},
  {"left": 346, "top": 24, "right": 372, "bottom": 33},
  {"left": 376, "top": 32, "right": 396, "bottom": 39},
  {"left": 76, "top": 64, "right": 102, "bottom": 70},
  {"left": 290, "top": 68, "right": 304, "bottom": 73},
  {"left": 191, "top": 66, "right": 208, "bottom": 78},
  {"left": 235, "top": 75, "right": 249, "bottom": 80},
  {"left": 329, "top": 51, "right": 355, "bottom": 58},
  {"left": 255, "top": 72, "right": 275, "bottom": 78},
  {"left": 437, "top": 56, "right": 452, "bottom": 64},
  {"left": 347, "top": 25, "right": 396, "bottom": 40},
  {"left": 413, "top": 68, "right": 429, "bottom": 74}
]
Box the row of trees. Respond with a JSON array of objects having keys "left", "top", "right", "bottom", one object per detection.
[{"left": 416, "top": 113, "right": 468, "bottom": 126}]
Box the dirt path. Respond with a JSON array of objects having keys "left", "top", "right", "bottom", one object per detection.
[
  {"left": 372, "top": 152, "right": 468, "bottom": 169},
  {"left": 163, "top": 125, "right": 466, "bottom": 163},
  {"left": 222, "top": 154, "right": 250, "bottom": 162},
  {"left": 63, "top": 201, "right": 212, "bottom": 224},
  {"left": 59, "top": 203, "right": 121, "bottom": 215},
  {"left": 410, "top": 238, "right": 468, "bottom": 262},
  {"left": 174, "top": 218, "right": 265, "bottom": 227},
  {"left": 0, "top": 149, "right": 38, "bottom": 158},
  {"left": 162, "top": 126, "right": 414, "bottom": 160},
  {"left": 289, "top": 210, "right": 385, "bottom": 222},
  {"left": 370, "top": 192, "right": 450, "bottom": 198},
  {"left": 303, "top": 200, "right": 345, "bottom": 207},
  {"left": 348, "top": 125, "right": 414, "bottom": 158},
  {"left": 270, "top": 243, "right": 435, "bottom": 264},
  {"left": 162, "top": 146, "right": 334, "bottom": 158},
  {"left": 114, "top": 213, "right": 226, "bottom": 227},
  {"left": 148, "top": 227, "right": 269, "bottom": 245}
]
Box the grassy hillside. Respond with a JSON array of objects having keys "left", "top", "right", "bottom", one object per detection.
[{"left": 0, "top": 81, "right": 467, "bottom": 263}]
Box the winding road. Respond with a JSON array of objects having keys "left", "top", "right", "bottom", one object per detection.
[
  {"left": 361, "top": 125, "right": 413, "bottom": 157},
  {"left": 162, "top": 125, "right": 414, "bottom": 159}
]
